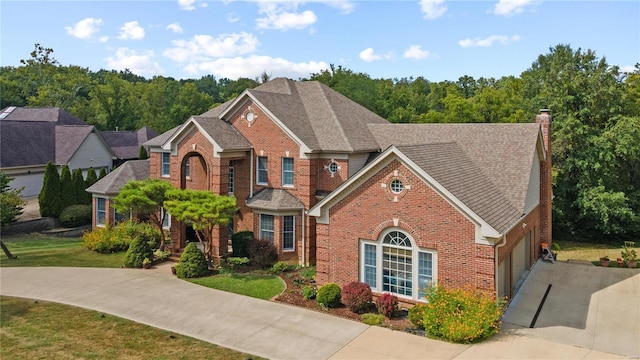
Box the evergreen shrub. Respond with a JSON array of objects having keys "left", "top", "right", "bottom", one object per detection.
[
  {"left": 123, "top": 236, "right": 154, "bottom": 268},
  {"left": 302, "top": 285, "right": 316, "bottom": 300},
  {"left": 59, "top": 205, "right": 91, "bottom": 228},
  {"left": 175, "top": 242, "right": 209, "bottom": 279},
  {"left": 316, "top": 283, "right": 341, "bottom": 309},
  {"left": 231, "top": 231, "right": 253, "bottom": 257}
]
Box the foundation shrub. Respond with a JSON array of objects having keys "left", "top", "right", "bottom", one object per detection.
[
  {"left": 231, "top": 231, "right": 253, "bottom": 257},
  {"left": 375, "top": 293, "right": 398, "bottom": 318},
  {"left": 218, "top": 257, "right": 250, "bottom": 274},
  {"left": 342, "top": 282, "right": 373, "bottom": 313},
  {"left": 59, "top": 205, "right": 92, "bottom": 228},
  {"left": 175, "top": 242, "right": 209, "bottom": 279},
  {"left": 422, "top": 285, "right": 506, "bottom": 344},
  {"left": 123, "top": 236, "right": 154, "bottom": 268},
  {"left": 300, "top": 266, "right": 316, "bottom": 281},
  {"left": 82, "top": 220, "right": 161, "bottom": 253},
  {"left": 302, "top": 285, "right": 317, "bottom": 300},
  {"left": 361, "top": 313, "right": 385, "bottom": 326},
  {"left": 316, "top": 283, "right": 341, "bottom": 309},
  {"left": 408, "top": 303, "right": 429, "bottom": 329},
  {"left": 270, "top": 261, "right": 296, "bottom": 274},
  {"left": 247, "top": 239, "right": 278, "bottom": 268}
]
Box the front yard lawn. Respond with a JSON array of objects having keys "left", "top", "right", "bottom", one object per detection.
[{"left": 188, "top": 272, "right": 285, "bottom": 300}]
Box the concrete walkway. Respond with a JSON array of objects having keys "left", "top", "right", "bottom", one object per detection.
[{"left": 0, "top": 262, "right": 631, "bottom": 360}]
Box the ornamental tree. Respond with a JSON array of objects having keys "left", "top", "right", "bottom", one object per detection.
[
  {"left": 38, "top": 161, "right": 61, "bottom": 217},
  {"left": 0, "top": 172, "right": 24, "bottom": 227},
  {"left": 164, "top": 189, "right": 237, "bottom": 263},
  {"left": 113, "top": 178, "right": 173, "bottom": 250},
  {"left": 59, "top": 165, "right": 74, "bottom": 210}
]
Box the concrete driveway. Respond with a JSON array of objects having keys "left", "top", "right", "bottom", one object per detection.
[{"left": 502, "top": 260, "right": 640, "bottom": 358}]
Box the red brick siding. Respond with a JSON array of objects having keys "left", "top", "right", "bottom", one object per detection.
[{"left": 317, "top": 158, "right": 348, "bottom": 192}]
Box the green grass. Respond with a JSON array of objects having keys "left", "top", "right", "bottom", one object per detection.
[
  {"left": 188, "top": 272, "right": 285, "bottom": 300},
  {"left": 554, "top": 239, "right": 638, "bottom": 266},
  {"left": 0, "top": 296, "right": 263, "bottom": 360},
  {"left": 0, "top": 234, "right": 124, "bottom": 268}
]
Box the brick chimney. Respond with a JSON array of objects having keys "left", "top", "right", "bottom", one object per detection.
[{"left": 536, "top": 109, "right": 552, "bottom": 246}]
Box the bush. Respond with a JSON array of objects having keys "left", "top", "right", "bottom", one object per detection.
[
  {"left": 316, "top": 283, "right": 341, "bottom": 309},
  {"left": 408, "top": 303, "right": 429, "bottom": 329},
  {"left": 175, "top": 242, "right": 210, "bottom": 279},
  {"left": 247, "top": 238, "right": 278, "bottom": 268},
  {"left": 375, "top": 293, "right": 398, "bottom": 318},
  {"left": 270, "top": 261, "right": 295, "bottom": 274},
  {"left": 422, "top": 285, "right": 505, "bottom": 343},
  {"left": 153, "top": 248, "right": 172, "bottom": 261},
  {"left": 300, "top": 266, "right": 316, "bottom": 281},
  {"left": 231, "top": 231, "right": 253, "bottom": 257},
  {"left": 59, "top": 205, "right": 92, "bottom": 228},
  {"left": 361, "top": 313, "right": 385, "bottom": 326},
  {"left": 342, "top": 282, "right": 373, "bottom": 313},
  {"left": 123, "top": 236, "right": 153, "bottom": 268},
  {"left": 219, "top": 257, "right": 251, "bottom": 274},
  {"left": 81, "top": 220, "right": 160, "bottom": 253},
  {"left": 302, "top": 285, "right": 317, "bottom": 300}
]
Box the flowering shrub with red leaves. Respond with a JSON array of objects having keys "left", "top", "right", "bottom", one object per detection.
[
  {"left": 342, "top": 282, "right": 373, "bottom": 313},
  {"left": 375, "top": 293, "right": 398, "bottom": 318}
]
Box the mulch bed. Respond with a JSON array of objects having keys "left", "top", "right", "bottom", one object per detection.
[{"left": 272, "top": 268, "right": 414, "bottom": 332}]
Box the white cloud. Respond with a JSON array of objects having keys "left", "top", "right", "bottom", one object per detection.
[
  {"left": 118, "top": 21, "right": 145, "bottom": 40},
  {"left": 419, "top": 0, "right": 447, "bottom": 19},
  {"left": 620, "top": 65, "right": 636, "bottom": 74},
  {"left": 359, "top": 48, "right": 382, "bottom": 62},
  {"left": 458, "top": 34, "right": 521, "bottom": 48},
  {"left": 256, "top": 2, "right": 318, "bottom": 30},
  {"left": 403, "top": 45, "right": 430, "bottom": 60},
  {"left": 105, "top": 48, "right": 164, "bottom": 77},
  {"left": 163, "top": 32, "right": 259, "bottom": 62},
  {"left": 167, "top": 23, "right": 184, "bottom": 34},
  {"left": 178, "top": 0, "right": 195, "bottom": 10},
  {"left": 65, "top": 18, "right": 103, "bottom": 39},
  {"left": 183, "top": 55, "right": 329, "bottom": 79},
  {"left": 494, "top": 0, "right": 537, "bottom": 16},
  {"left": 99, "top": 36, "right": 109, "bottom": 43},
  {"left": 228, "top": 12, "right": 240, "bottom": 23}
]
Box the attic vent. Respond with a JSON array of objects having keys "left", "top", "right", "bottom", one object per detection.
[{"left": 0, "top": 106, "right": 17, "bottom": 119}]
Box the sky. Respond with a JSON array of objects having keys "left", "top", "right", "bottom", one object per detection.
[{"left": 1, "top": 0, "right": 638, "bottom": 82}]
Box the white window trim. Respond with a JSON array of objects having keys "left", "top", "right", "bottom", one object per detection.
[
  {"left": 359, "top": 229, "right": 437, "bottom": 301},
  {"left": 228, "top": 161, "right": 235, "bottom": 195},
  {"left": 162, "top": 208, "right": 171, "bottom": 229},
  {"left": 259, "top": 214, "right": 274, "bottom": 242},
  {"left": 161, "top": 152, "right": 170, "bottom": 177},
  {"left": 96, "top": 197, "right": 106, "bottom": 227},
  {"left": 282, "top": 215, "right": 295, "bottom": 251},
  {"left": 282, "top": 157, "right": 294, "bottom": 187},
  {"left": 257, "top": 156, "right": 268, "bottom": 185}
]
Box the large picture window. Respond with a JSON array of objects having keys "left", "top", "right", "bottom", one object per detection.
[
  {"left": 360, "top": 230, "right": 436, "bottom": 301},
  {"left": 257, "top": 156, "right": 268, "bottom": 185},
  {"left": 282, "top": 158, "right": 294, "bottom": 187},
  {"left": 96, "top": 197, "right": 106, "bottom": 226},
  {"left": 260, "top": 214, "right": 274, "bottom": 242},
  {"left": 113, "top": 208, "right": 130, "bottom": 224},
  {"left": 282, "top": 215, "right": 294, "bottom": 251},
  {"left": 162, "top": 152, "right": 170, "bottom": 176}
]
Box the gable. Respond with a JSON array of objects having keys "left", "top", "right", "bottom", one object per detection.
[{"left": 161, "top": 116, "right": 251, "bottom": 156}]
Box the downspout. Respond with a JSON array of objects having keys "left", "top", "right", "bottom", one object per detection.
[
  {"left": 301, "top": 209, "right": 306, "bottom": 267},
  {"left": 249, "top": 148, "right": 254, "bottom": 198}
]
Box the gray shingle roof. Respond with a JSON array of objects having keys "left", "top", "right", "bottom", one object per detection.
[
  {"left": 86, "top": 159, "right": 150, "bottom": 195},
  {"left": 191, "top": 117, "right": 252, "bottom": 151},
  {"left": 101, "top": 127, "right": 159, "bottom": 159},
  {"left": 246, "top": 188, "right": 304, "bottom": 211},
  {"left": 397, "top": 143, "right": 522, "bottom": 233},
  {"left": 0, "top": 106, "right": 87, "bottom": 125},
  {"left": 55, "top": 126, "right": 94, "bottom": 164},
  {"left": 143, "top": 125, "right": 180, "bottom": 147},
  {"left": 369, "top": 123, "right": 541, "bottom": 219}
]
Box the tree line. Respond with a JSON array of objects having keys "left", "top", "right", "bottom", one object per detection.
[{"left": 1, "top": 43, "right": 639, "bottom": 242}]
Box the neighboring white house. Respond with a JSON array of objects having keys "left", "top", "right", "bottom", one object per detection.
[{"left": 0, "top": 106, "right": 115, "bottom": 197}]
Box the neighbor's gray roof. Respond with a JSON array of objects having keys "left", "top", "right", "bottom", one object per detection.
[
  {"left": 143, "top": 126, "right": 180, "bottom": 147},
  {"left": 245, "top": 78, "right": 388, "bottom": 153},
  {"left": 246, "top": 188, "right": 305, "bottom": 211},
  {"left": 0, "top": 106, "right": 87, "bottom": 125},
  {"left": 397, "top": 143, "right": 522, "bottom": 233},
  {"left": 101, "top": 127, "right": 159, "bottom": 159},
  {"left": 86, "top": 159, "right": 150, "bottom": 195},
  {"left": 55, "top": 126, "right": 95, "bottom": 164},
  {"left": 369, "top": 123, "right": 542, "bottom": 231}
]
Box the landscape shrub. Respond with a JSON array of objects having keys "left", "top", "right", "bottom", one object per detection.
[
  {"left": 270, "top": 261, "right": 295, "bottom": 274},
  {"left": 316, "top": 283, "right": 341, "bottom": 309},
  {"left": 342, "top": 281, "right": 373, "bottom": 313},
  {"left": 175, "top": 242, "right": 209, "bottom": 279},
  {"left": 301, "top": 285, "right": 317, "bottom": 300},
  {"left": 408, "top": 303, "right": 429, "bottom": 329},
  {"left": 153, "top": 248, "right": 172, "bottom": 261},
  {"left": 231, "top": 231, "right": 253, "bottom": 257},
  {"left": 360, "top": 313, "right": 385, "bottom": 326},
  {"left": 59, "top": 205, "right": 92, "bottom": 228},
  {"left": 219, "top": 257, "right": 251, "bottom": 274},
  {"left": 300, "top": 266, "right": 316, "bottom": 281},
  {"left": 375, "top": 293, "right": 398, "bottom": 318},
  {"left": 247, "top": 238, "right": 278, "bottom": 268},
  {"left": 422, "top": 285, "right": 505, "bottom": 343},
  {"left": 81, "top": 220, "right": 160, "bottom": 253},
  {"left": 123, "top": 236, "right": 154, "bottom": 268}
]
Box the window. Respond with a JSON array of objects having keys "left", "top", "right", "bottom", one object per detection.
[
  {"left": 96, "top": 197, "right": 106, "bottom": 226},
  {"left": 185, "top": 158, "right": 190, "bottom": 178},
  {"left": 259, "top": 214, "right": 274, "bottom": 242},
  {"left": 360, "top": 230, "right": 436, "bottom": 301},
  {"left": 282, "top": 158, "right": 294, "bottom": 186},
  {"left": 328, "top": 161, "right": 338, "bottom": 174},
  {"left": 113, "top": 208, "right": 130, "bottom": 224},
  {"left": 283, "top": 215, "right": 294, "bottom": 251},
  {"left": 390, "top": 179, "right": 404, "bottom": 194},
  {"left": 162, "top": 208, "right": 171, "bottom": 229},
  {"left": 228, "top": 161, "right": 235, "bottom": 194},
  {"left": 257, "top": 156, "right": 268, "bottom": 184},
  {"left": 162, "top": 152, "right": 170, "bottom": 176}
]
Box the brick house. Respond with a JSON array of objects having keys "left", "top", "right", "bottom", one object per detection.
[{"left": 94, "top": 77, "right": 552, "bottom": 301}]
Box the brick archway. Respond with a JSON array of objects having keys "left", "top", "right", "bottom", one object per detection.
[{"left": 180, "top": 152, "right": 209, "bottom": 191}]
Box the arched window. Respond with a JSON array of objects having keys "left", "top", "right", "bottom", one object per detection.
[{"left": 360, "top": 229, "right": 436, "bottom": 301}]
